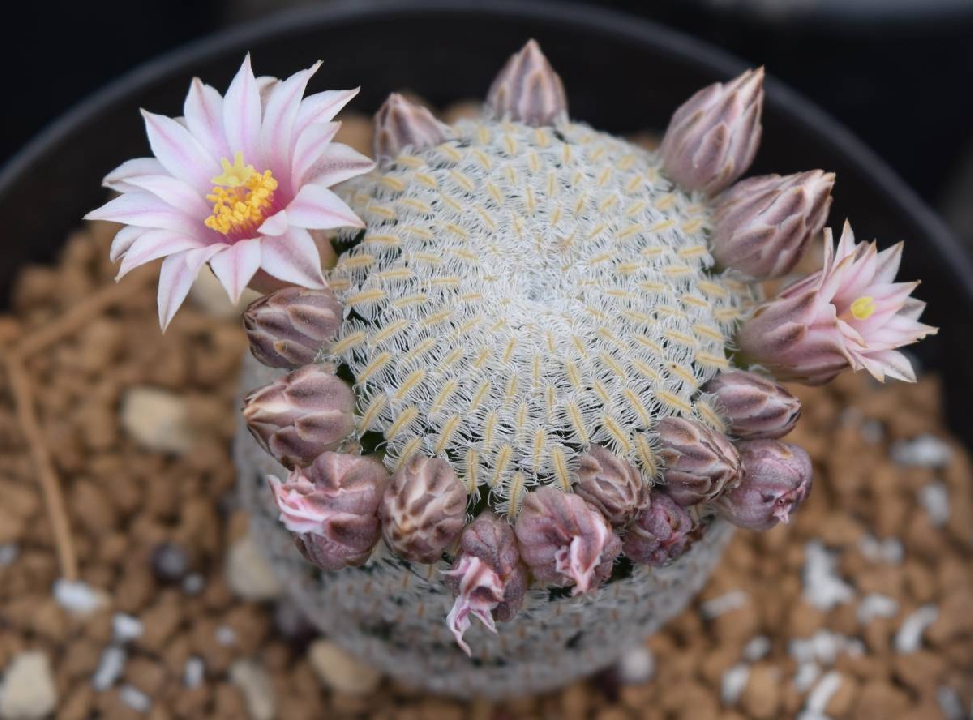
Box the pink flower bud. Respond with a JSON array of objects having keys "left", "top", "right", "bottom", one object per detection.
[
  {"left": 623, "top": 491, "right": 694, "bottom": 566},
  {"left": 373, "top": 93, "right": 447, "bottom": 162},
  {"left": 270, "top": 452, "right": 388, "bottom": 570},
  {"left": 660, "top": 68, "right": 764, "bottom": 195},
  {"left": 243, "top": 287, "right": 343, "bottom": 368},
  {"left": 712, "top": 170, "right": 834, "bottom": 278},
  {"left": 379, "top": 455, "right": 467, "bottom": 564},
  {"left": 702, "top": 370, "right": 801, "bottom": 440},
  {"left": 243, "top": 365, "right": 355, "bottom": 468},
  {"left": 574, "top": 445, "right": 644, "bottom": 527},
  {"left": 514, "top": 486, "right": 621, "bottom": 595},
  {"left": 738, "top": 222, "right": 937, "bottom": 385},
  {"left": 443, "top": 512, "right": 528, "bottom": 655},
  {"left": 486, "top": 40, "right": 568, "bottom": 126},
  {"left": 714, "top": 440, "right": 813, "bottom": 531},
  {"left": 657, "top": 417, "right": 742, "bottom": 506}
]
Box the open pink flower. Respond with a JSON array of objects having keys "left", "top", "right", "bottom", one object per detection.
[
  {"left": 739, "top": 221, "right": 936, "bottom": 384},
  {"left": 87, "top": 55, "right": 374, "bottom": 328}
]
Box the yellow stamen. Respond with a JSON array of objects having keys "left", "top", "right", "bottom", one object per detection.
[
  {"left": 850, "top": 295, "right": 876, "bottom": 321},
  {"left": 204, "top": 152, "right": 278, "bottom": 236}
]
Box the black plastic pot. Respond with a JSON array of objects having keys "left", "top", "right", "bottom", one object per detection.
[{"left": 2, "top": 0, "right": 971, "bottom": 443}]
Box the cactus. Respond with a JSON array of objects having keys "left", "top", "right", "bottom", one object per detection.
[{"left": 97, "top": 45, "right": 935, "bottom": 698}]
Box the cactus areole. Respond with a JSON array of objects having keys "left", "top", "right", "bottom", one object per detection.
[{"left": 95, "top": 41, "right": 935, "bottom": 696}]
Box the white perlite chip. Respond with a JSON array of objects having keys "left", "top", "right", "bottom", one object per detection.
[
  {"left": 112, "top": 613, "right": 144, "bottom": 643},
  {"left": 857, "top": 593, "right": 900, "bottom": 624},
  {"left": 891, "top": 435, "right": 952, "bottom": 468},
  {"left": 0, "top": 650, "right": 57, "bottom": 719},
  {"left": 700, "top": 590, "right": 748, "bottom": 619},
  {"left": 120, "top": 685, "right": 151, "bottom": 713},
  {"left": 803, "top": 541, "right": 854, "bottom": 610},
  {"left": 92, "top": 646, "right": 127, "bottom": 691},
  {"left": 937, "top": 686, "right": 965, "bottom": 720},
  {"left": 182, "top": 573, "right": 205, "bottom": 594},
  {"left": 793, "top": 662, "right": 821, "bottom": 692},
  {"left": 618, "top": 646, "right": 654, "bottom": 684},
  {"left": 919, "top": 482, "right": 950, "bottom": 527},
  {"left": 0, "top": 544, "right": 18, "bottom": 567},
  {"left": 721, "top": 664, "right": 750, "bottom": 705},
  {"left": 742, "top": 635, "right": 771, "bottom": 662},
  {"left": 789, "top": 630, "right": 863, "bottom": 665},
  {"left": 805, "top": 670, "right": 843, "bottom": 714},
  {"left": 54, "top": 579, "right": 108, "bottom": 615},
  {"left": 216, "top": 625, "right": 237, "bottom": 647},
  {"left": 184, "top": 657, "right": 205, "bottom": 688},
  {"left": 858, "top": 534, "right": 904, "bottom": 564},
  {"left": 895, "top": 604, "right": 939, "bottom": 653}
]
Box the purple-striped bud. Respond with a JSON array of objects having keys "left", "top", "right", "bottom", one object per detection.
[
  {"left": 486, "top": 40, "right": 568, "bottom": 126},
  {"left": 623, "top": 491, "right": 694, "bottom": 566},
  {"left": 373, "top": 93, "right": 447, "bottom": 162},
  {"left": 270, "top": 452, "right": 388, "bottom": 570},
  {"left": 243, "top": 287, "right": 343, "bottom": 368},
  {"left": 657, "top": 417, "right": 742, "bottom": 506},
  {"left": 574, "top": 445, "right": 644, "bottom": 527},
  {"left": 443, "top": 512, "right": 528, "bottom": 655},
  {"left": 702, "top": 370, "right": 801, "bottom": 440},
  {"left": 712, "top": 170, "right": 834, "bottom": 278},
  {"left": 379, "top": 455, "right": 467, "bottom": 564},
  {"left": 714, "top": 440, "right": 813, "bottom": 531},
  {"left": 660, "top": 68, "right": 764, "bottom": 195},
  {"left": 243, "top": 366, "right": 355, "bottom": 469},
  {"left": 514, "top": 486, "right": 621, "bottom": 595}
]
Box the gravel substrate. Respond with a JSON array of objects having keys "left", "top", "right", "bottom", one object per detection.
[{"left": 0, "top": 113, "right": 970, "bottom": 720}]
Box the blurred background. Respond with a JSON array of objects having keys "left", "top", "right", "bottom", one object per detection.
[{"left": 5, "top": 0, "right": 973, "bottom": 252}]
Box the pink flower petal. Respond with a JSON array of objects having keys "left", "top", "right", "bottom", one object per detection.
[
  {"left": 294, "top": 88, "right": 359, "bottom": 141},
  {"left": 158, "top": 246, "right": 224, "bottom": 329},
  {"left": 209, "top": 237, "right": 263, "bottom": 302},
  {"left": 856, "top": 349, "right": 916, "bottom": 383},
  {"left": 141, "top": 110, "right": 219, "bottom": 193},
  {"left": 285, "top": 184, "right": 364, "bottom": 231},
  {"left": 873, "top": 242, "right": 904, "bottom": 285},
  {"left": 125, "top": 174, "right": 211, "bottom": 220},
  {"left": 290, "top": 122, "right": 340, "bottom": 190},
  {"left": 118, "top": 230, "right": 207, "bottom": 279},
  {"left": 303, "top": 142, "right": 374, "bottom": 189},
  {"left": 103, "top": 158, "right": 166, "bottom": 191},
  {"left": 222, "top": 55, "right": 263, "bottom": 167},
  {"left": 109, "top": 226, "right": 147, "bottom": 262},
  {"left": 259, "top": 228, "right": 327, "bottom": 288},
  {"left": 258, "top": 209, "right": 290, "bottom": 236},
  {"left": 86, "top": 192, "right": 202, "bottom": 236},
  {"left": 261, "top": 62, "right": 321, "bottom": 183},
  {"left": 184, "top": 78, "right": 231, "bottom": 160}
]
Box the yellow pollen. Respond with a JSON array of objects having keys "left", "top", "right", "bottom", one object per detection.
[
  {"left": 204, "top": 152, "right": 278, "bottom": 236},
  {"left": 850, "top": 295, "right": 876, "bottom": 321}
]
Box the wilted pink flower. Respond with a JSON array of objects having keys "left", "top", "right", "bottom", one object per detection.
[
  {"left": 443, "top": 512, "right": 528, "bottom": 655},
  {"left": 244, "top": 286, "right": 343, "bottom": 368},
  {"left": 574, "top": 445, "right": 644, "bottom": 527},
  {"left": 738, "top": 222, "right": 937, "bottom": 385},
  {"left": 243, "top": 365, "right": 355, "bottom": 468},
  {"left": 712, "top": 170, "right": 834, "bottom": 278},
  {"left": 373, "top": 93, "right": 447, "bottom": 162},
  {"left": 514, "top": 486, "right": 621, "bottom": 595},
  {"left": 702, "top": 370, "right": 801, "bottom": 440},
  {"left": 269, "top": 452, "right": 388, "bottom": 570},
  {"left": 660, "top": 68, "right": 764, "bottom": 195},
  {"left": 623, "top": 491, "right": 694, "bottom": 566},
  {"left": 87, "top": 56, "right": 374, "bottom": 328},
  {"left": 657, "top": 417, "right": 742, "bottom": 506},
  {"left": 486, "top": 40, "right": 567, "bottom": 126},
  {"left": 714, "top": 440, "right": 812, "bottom": 531}
]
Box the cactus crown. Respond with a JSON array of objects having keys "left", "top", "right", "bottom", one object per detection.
[{"left": 327, "top": 119, "right": 753, "bottom": 513}]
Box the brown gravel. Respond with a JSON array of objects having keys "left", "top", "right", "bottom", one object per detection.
[{"left": 0, "top": 109, "right": 970, "bottom": 719}]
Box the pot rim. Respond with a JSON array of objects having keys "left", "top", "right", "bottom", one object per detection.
[{"left": 2, "top": 0, "right": 970, "bottom": 306}]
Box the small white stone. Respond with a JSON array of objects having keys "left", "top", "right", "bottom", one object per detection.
[
  {"left": 891, "top": 435, "right": 952, "bottom": 468},
  {"left": 803, "top": 541, "right": 854, "bottom": 610},
  {"left": 215, "top": 625, "right": 237, "bottom": 647},
  {"left": 54, "top": 579, "right": 108, "bottom": 616},
  {"left": 225, "top": 534, "right": 283, "bottom": 601},
  {"left": 182, "top": 573, "right": 205, "bottom": 595},
  {"left": 0, "top": 651, "right": 57, "bottom": 719},
  {"left": 937, "top": 686, "right": 964, "bottom": 720},
  {"left": 858, "top": 534, "right": 904, "bottom": 564},
  {"left": 919, "top": 482, "right": 950, "bottom": 527},
  {"left": 119, "top": 685, "right": 151, "bottom": 713},
  {"left": 112, "top": 613, "right": 144, "bottom": 643},
  {"left": 0, "top": 544, "right": 18, "bottom": 567},
  {"left": 857, "top": 593, "right": 899, "bottom": 624},
  {"left": 742, "top": 635, "right": 771, "bottom": 662},
  {"left": 183, "top": 657, "right": 205, "bottom": 688},
  {"left": 92, "top": 646, "right": 127, "bottom": 691},
  {"left": 700, "top": 590, "right": 748, "bottom": 619},
  {"left": 793, "top": 662, "right": 821, "bottom": 692},
  {"left": 120, "top": 387, "right": 194, "bottom": 454},
  {"left": 895, "top": 604, "right": 939, "bottom": 653},
  {"left": 308, "top": 640, "right": 382, "bottom": 696},
  {"left": 618, "top": 646, "right": 654, "bottom": 684},
  {"left": 721, "top": 664, "right": 750, "bottom": 706},
  {"left": 805, "top": 670, "right": 842, "bottom": 713},
  {"left": 229, "top": 659, "right": 276, "bottom": 720}
]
